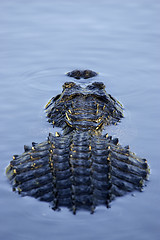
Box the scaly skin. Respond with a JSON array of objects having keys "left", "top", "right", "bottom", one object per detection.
[
  {"left": 6, "top": 70, "right": 150, "bottom": 213},
  {"left": 45, "top": 81, "right": 123, "bottom": 132}
]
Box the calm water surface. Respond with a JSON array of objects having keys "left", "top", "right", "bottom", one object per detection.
[{"left": 0, "top": 1, "right": 160, "bottom": 240}]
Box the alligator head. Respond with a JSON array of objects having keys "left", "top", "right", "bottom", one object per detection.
[{"left": 45, "top": 80, "right": 123, "bottom": 132}]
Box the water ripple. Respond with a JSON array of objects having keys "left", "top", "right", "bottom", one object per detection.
[{"left": 20, "top": 67, "right": 69, "bottom": 92}]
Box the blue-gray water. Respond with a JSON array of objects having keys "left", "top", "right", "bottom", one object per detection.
[{"left": 0, "top": 0, "right": 160, "bottom": 239}]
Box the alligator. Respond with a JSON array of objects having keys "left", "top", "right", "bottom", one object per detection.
[{"left": 6, "top": 70, "right": 149, "bottom": 214}]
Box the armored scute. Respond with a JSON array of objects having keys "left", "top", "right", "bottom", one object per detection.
[{"left": 6, "top": 70, "right": 149, "bottom": 213}]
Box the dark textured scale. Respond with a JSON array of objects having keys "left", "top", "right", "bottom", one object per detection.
[
  {"left": 6, "top": 70, "right": 150, "bottom": 213},
  {"left": 92, "top": 162, "right": 109, "bottom": 173},
  {"left": 93, "top": 188, "right": 109, "bottom": 200},
  {"left": 52, "top": 148, "right": 69, "bottom": 156},
  {"left": 111, "top": 176, "right": 141, "bottom": 192},
  {"left": 72, "top": 167, "right": 91, "bottom": 176},
  {"left": 92, "top": 171, "right": 108, "bottom": 182},
  {"left": 74, "top": 195, "right": 93, "bottom": 206},
  {"left": 110, "top": 148, "right": 148, "bottom": 169},
  {"left": 70, "top": 159, "right": 92, "bottom": 168},
  {"left": 70, "top": 151, "right": 91, "bottom": 159},
  {"left": 51, "top": 154, "right": 69, "bottom": 163},
  {"left": 13, "top": 165, "right": 52, "bottom": 183},
  {"left": 53, "top": 161, "right": 70, "bottom": 171},
  {"left": 38, "top": 192, "right": 53, "bottom": 202},
  {"left": 54, "top": 169, "right": 71, "bottom": 181},
  {"left": 56, "top": 179, "right": 72, "bottom": 189},
  {"left": 92, "top": 155, "right": 108, "bottom": 165},
  {"left": 74, "top": 176, "right": 91, "bottom": 185},
  {"left": 92, "top": 143, "right": 107, "bottom": 151},
  {"left": 111, "top": 166, "right": 143, "bottom": 186},
  {"left": 57, "top": 197, "right": 72, "bottom": 207},
  {"left": 71, "top": 140, "right": 90, "bottom": 146},
  {"left": 17, "top": 173, "right": 53, "bottom": 192},
  {"left": 21, "top": 182, "right": 53, "bottom": 198},
  {"left": 13, "top": 156, "right": 49, "bottom": 174},
  {"left": 71, "top": 145, "right": 90, "bottom": 152},
  {"left": 111, "top": 156, "right": 148, "bottom": 178},
  {"left": 92, "top": 149, "right": 109, "bottom": 156},
  {"left": 33, "top": 142, "right": 50, "bottom": 151},
  {"left": 11, "top": 151, "right": 48, "bottom": 166},
  {"left": 56, "top": 188, "right": 71, "bottom": 197},
  {"left": 92, "top": 178, "right": 111, "bottom": 190},
  {"left": 72, "top": 185, "right": 93, "bottom": 195}
]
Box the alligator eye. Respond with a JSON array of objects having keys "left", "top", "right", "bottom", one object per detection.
[
  {"left": 63, "top": 82, "right": 76, "bottom": 90},
  {"left": 91, "top": 82, "right": 105, "bottom": 89}
]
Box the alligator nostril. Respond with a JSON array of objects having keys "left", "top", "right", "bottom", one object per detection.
[
  {"left": 83, "top": 69, "right": 98, "bottom": 79},
  {"left": 66, "top": 70, "right": 81, "bottom": 79}
]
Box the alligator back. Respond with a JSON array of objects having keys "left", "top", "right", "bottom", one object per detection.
[{"left": 6, "top": 131, "right": 149, "bottom": 213}]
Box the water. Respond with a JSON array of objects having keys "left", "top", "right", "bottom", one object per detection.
[{"left": 0, "top": 0, "right": 160, "bottom": 239}]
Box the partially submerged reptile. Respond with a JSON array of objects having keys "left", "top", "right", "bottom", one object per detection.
[{"left": 6, "top": 70, "right": 149, "bottom": 213}]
